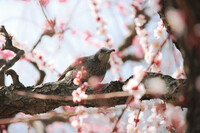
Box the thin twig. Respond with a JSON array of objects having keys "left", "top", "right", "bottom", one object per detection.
[
  {"left": 31, "top": 0, "right": 79, "bottom": 51},
  {"left": 0, "top": 110, "right": 76, "bottom": 125},
  {"left": 0, "top": 26, "right": 25, "bottom": 75},
  {"left": 30, "top": 61, "right": 46, "bottom": 85},
  {"left": 135, "top": 109, "right": 141, "bottom": 127},
  {"left": 31, "top": 30, "right": 55, "bottom": 52},
  {"left": 0, "top": 105, "right": 117, "bottom": 125}
]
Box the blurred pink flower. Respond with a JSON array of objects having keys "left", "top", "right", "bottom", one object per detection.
[
  {"left": 58, "top": 0, "right": 67, "bottom": 2},
  {"left": 0, "top": 49, "right": 15, "bottom": 59},
  {"left": 39, "top": 0, "right": 49, "bottom": 6},
  {"left": 134, "top": 14, "right": 146, "bottom": 27}
]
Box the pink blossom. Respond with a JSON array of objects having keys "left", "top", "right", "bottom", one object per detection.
[
  {"left": 145, "top": 0, "right": 161, "bottom": 16},
  {"left": 135, "top": 27, "right": 148, "bottom": 37},
  {"left": 117, "top": 2, "right": 128, "bottom": 16},
  {"left": 154, "top": 21, "right": 167, "bottom": 39},
  {"left": 39, "top": 0, "right": 49, "bottom": 6},
  {"left": 164, "top": 104, "right": 186, "bottom": 132},
  {"left": 150, "top": 53, "right": 162, "bottom": 72},
  {"left": 123, "top": 82, "right": 146, "bottom": 100},
  {"left": 123, "top": 78, "right": 139, "bottom": 92},
  {"left": 19, "top": 0, "right": 31, "bottom": 1},
  {"left": 133, "top": 65, "right": 146, "bottom": 82},
  {"left": 73, "top": 78, "right": 81, "bottom": 85},
  {"left": 154, "top": 102, "right": 166, "bottom": 114},
  {"left": 104, "top": 1, "right": 111, "bottom": 8},
  {"left": 72, "top": 83, "right": 88, "bottom": 103},
  {"left": 57, "top": 19, "right": 67, "bottom": 31},
  {"left": 71, "top": 29, "right": 77, "bottom": 35},
  {"left": 0, "top": 49, "right": 15, "bottom": 59},
  {"left": 58, "top": 0, "right": 67, "bottom": 2},
  {"left": 134, "top": 14, "right": 146, "bottom": 27},
  {"left": 135, "top": 28, "right": 149, "bottom": 52},
  {"left": 70, "top": 117, "right": 81, "bottom": 128},
  {"left": 43, "top": 20, "right": 55, "bottom": 33},
  {"left": 88, "top": 76, "right": 103, "bottom": 89},
  {"left": 131, "top": 0, "right": 145, "bottom": 11},
  {"left": 83, "top": 31, "right": 92, "bottom": 42},
  {"left": 172, "top": 62, "right": 186, "bottom": 79},
  {"left": 123, "top": 66, "right": 146, "bottom": 100},
  {"left": 135, "top": 46, "right": 144, "bottom": 58},
  {"left": 110, "top": 53, "right": 123, "bottom": 74}
]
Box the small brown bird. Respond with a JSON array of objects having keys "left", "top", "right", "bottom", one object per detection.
[{"left": 58, "top": 47, "right": 115, "bottom": 87}]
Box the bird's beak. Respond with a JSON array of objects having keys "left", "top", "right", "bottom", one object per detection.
[{"left": 107, "top": 49, "right": 115, "bottom": 54}]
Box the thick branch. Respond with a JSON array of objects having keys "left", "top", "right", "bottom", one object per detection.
[{"left": 0, "top": 72, "right": 186, "bottom": 118}]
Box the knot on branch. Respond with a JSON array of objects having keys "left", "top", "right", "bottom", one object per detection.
[{"left": 6, "top": 69, "right": 23, "bottom": 86}]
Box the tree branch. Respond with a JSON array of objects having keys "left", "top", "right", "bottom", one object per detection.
[
  {"left": 5, "top": 69, "right": 22, "bottom": 86},
  {"left": 0, "top": 26, "right": 25, "bottom": 75},
  {"left": 30, "top": 61, "right": 46, "bottom": 85},
  {"left": 0, "top": 72, "right": 186, "bottom": 118}
]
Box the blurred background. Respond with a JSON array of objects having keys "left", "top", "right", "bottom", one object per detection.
[{"left": 0, "top": 0, "right": 183, "bottom": 86}]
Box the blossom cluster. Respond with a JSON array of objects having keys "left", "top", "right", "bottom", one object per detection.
[
  {"left": 123, "top": 66, "right": 146, "bottom": 102},
  {"left": 72, "top": 82, "right": 88, "bottom": 103},
  {"left": 127, "top": 100, "right": 186, "bottom": 132},
  {"left": 88, "top": 0, "right": 113, "bottom": 47},
  {"left": 73, "top": 66, "right": 87, "bottom": 86}
]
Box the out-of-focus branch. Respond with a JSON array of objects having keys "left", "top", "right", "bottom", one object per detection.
[
  {"left": 0, "top": 111, "right": 74, "bottom": 125},
  {"left": 118, "top": 30, "right": 136, "bottom": 51},
  {"left": 30, "top": 61, "right": 46, "bottom": 85},
  {"left": 117, "top": 9, "right": 150, "bottom": 64},
  {"left": 0, "top": 105, "right": 116, "bottom": 125},
  {"left": 122, "top": 54, "right": 143, "bottom": 62},
  {"left": 0, "top": 26, "right": 25, "bottom": 75}
]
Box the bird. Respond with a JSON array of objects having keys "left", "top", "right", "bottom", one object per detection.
[{"left": 58, "top": 47, "right": 115, "bottom": 87}]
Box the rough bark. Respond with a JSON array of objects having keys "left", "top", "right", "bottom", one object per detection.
[{"left": 0, "top": 72, "right": 186, "bottom": 118}]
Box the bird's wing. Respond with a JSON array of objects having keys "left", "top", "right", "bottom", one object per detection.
[
  {"left": 57, "top": 65, "right": 74, "bottom": 81},
  {"left": 57, "top": 57, "right": 86, "bottom": 81}
]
